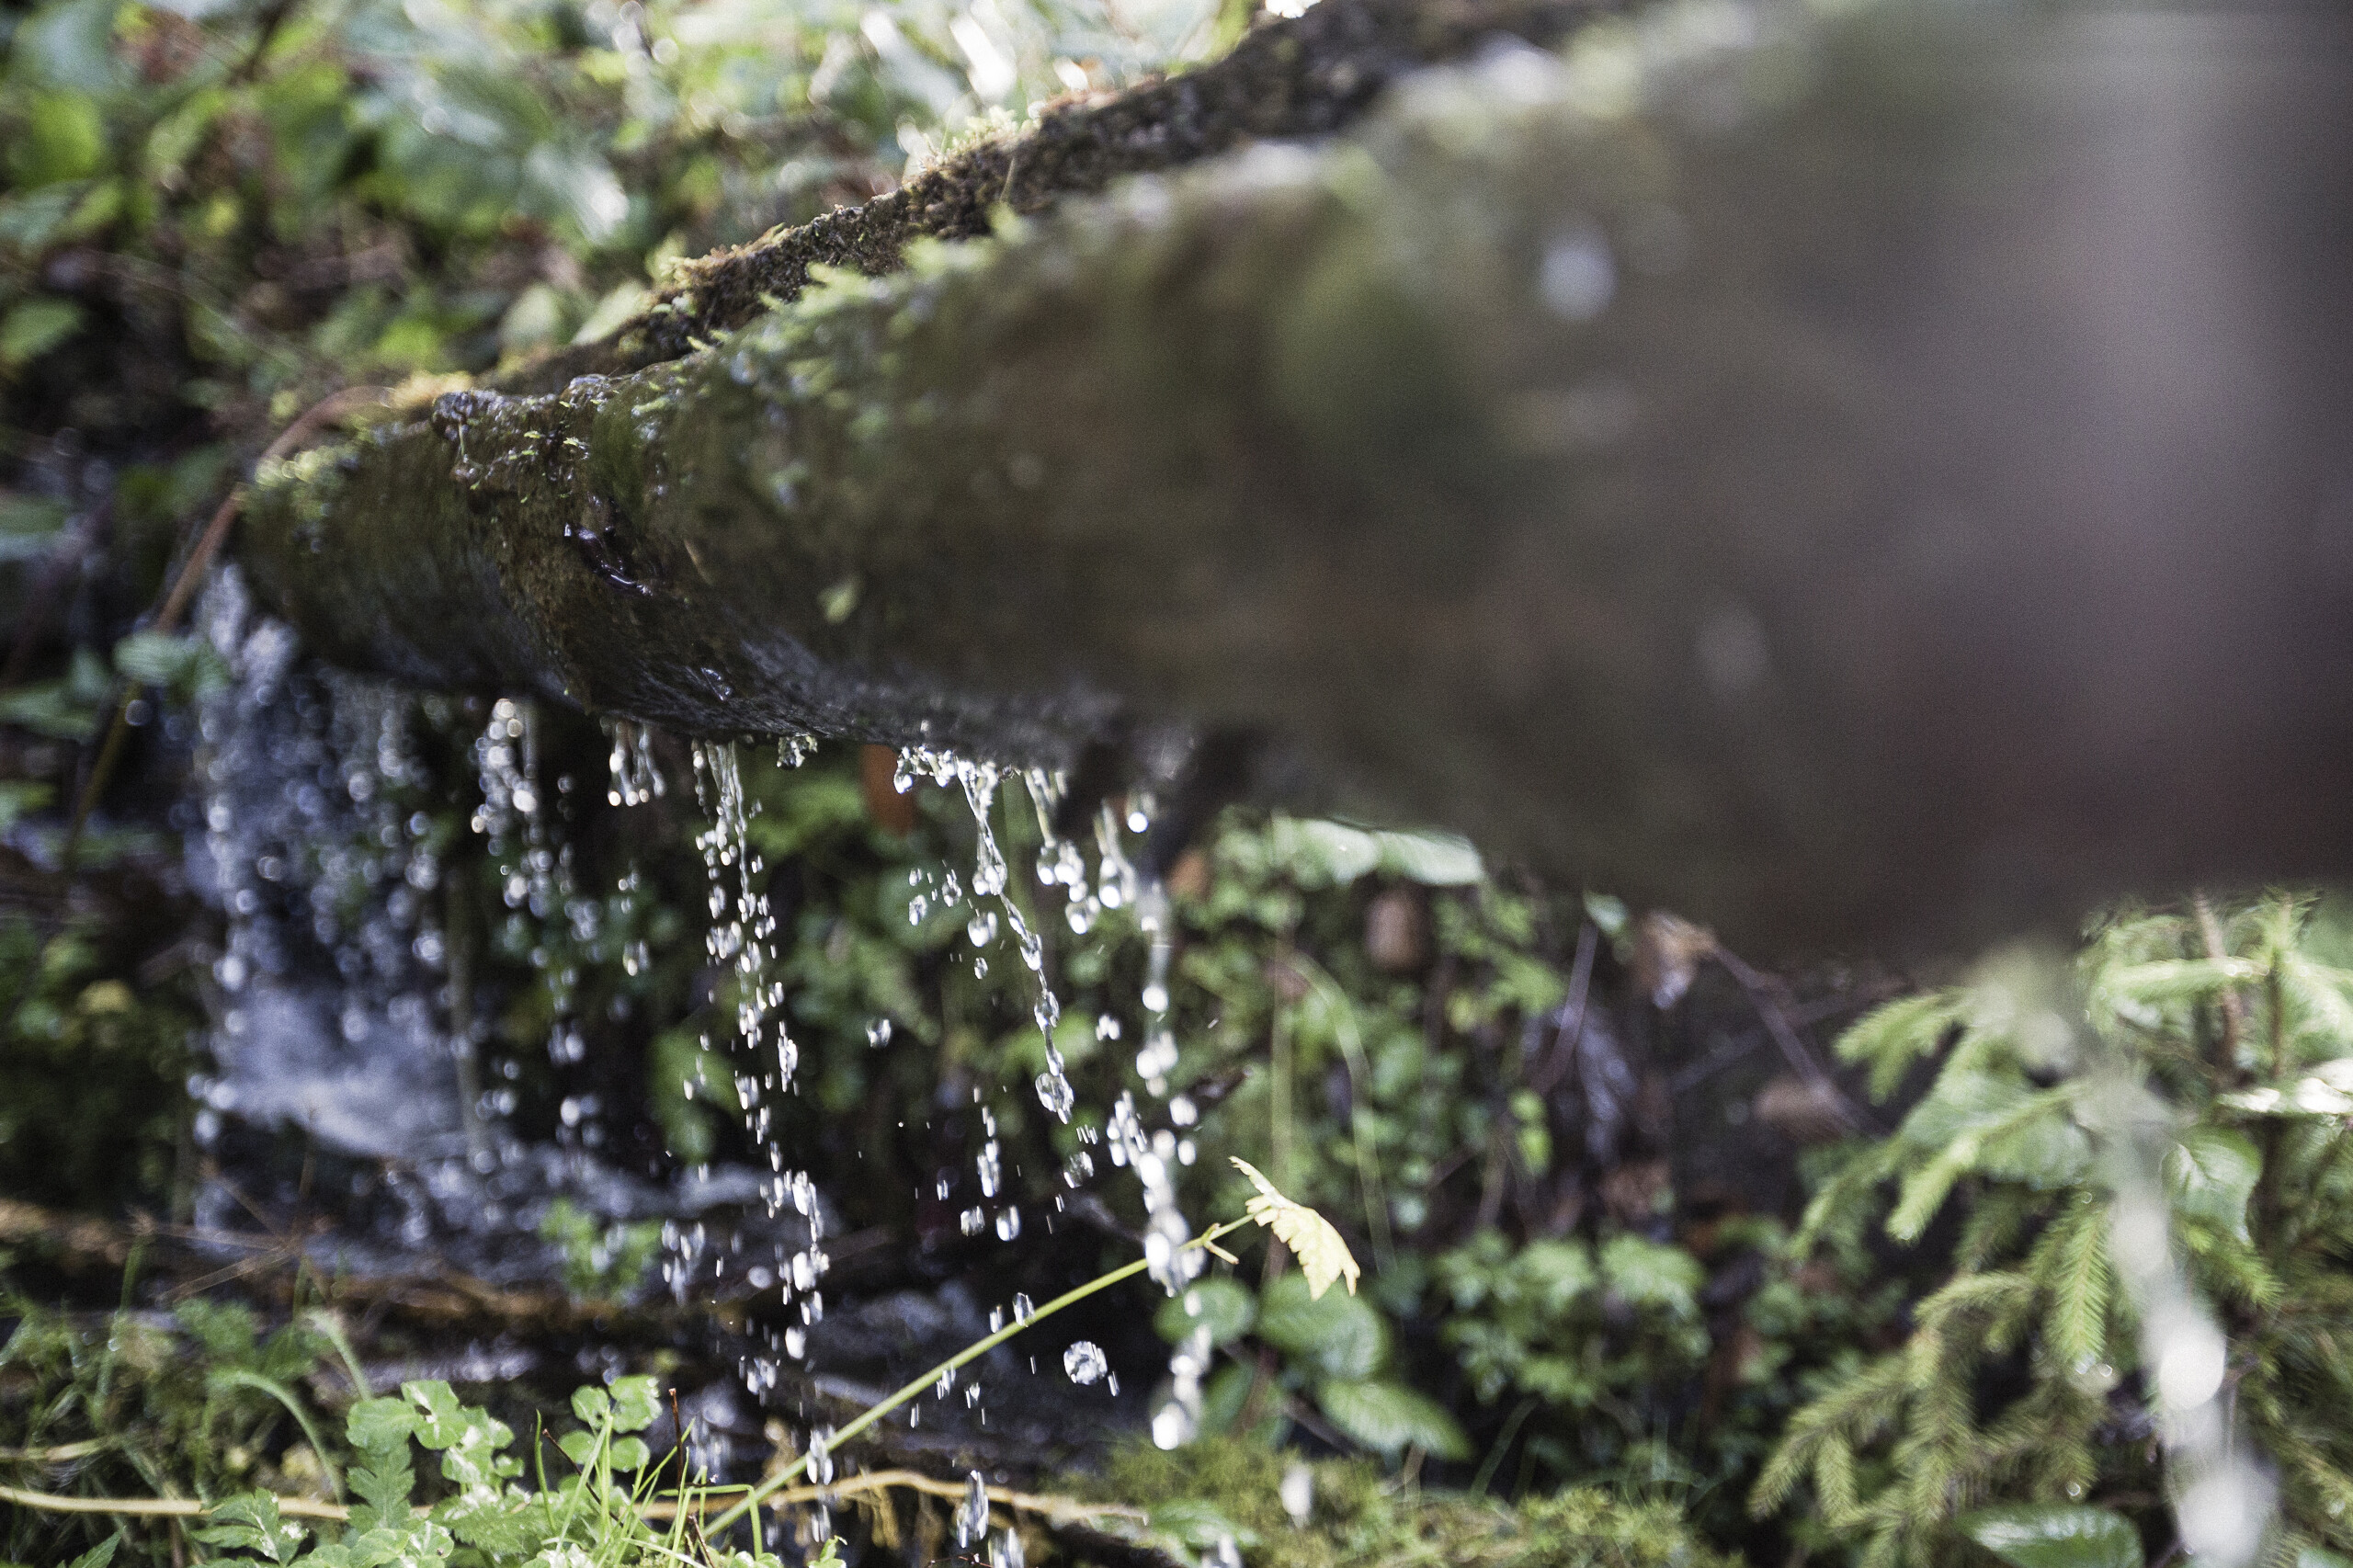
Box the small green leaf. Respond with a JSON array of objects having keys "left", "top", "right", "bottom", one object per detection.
[
  {"left": 1835, "top": 991, "right": 1965, "bottom": 1100},
  {"left": 608, "top": 1436, "right": 651, "bottom": 1471},
  {"left": 1598, "top": 1234, "right": 1703, "bottom": 1315},
  {"left": 404, "top": 1380, "right": 466, "bottom": 1445},
  {"left": 1154, "top": 1278, "right": 1256, "bottom": 1347},
  {"left": 557, "top": 1428, "right": 598, "bottom": 1467},
  {"left": 63, "top": 1537, "right": 119, "bottom": 1568},
  {"left": 570, "top": 1383, "right": 612, "bottom": 1424},
  {"left": 1313, "top": 1378, "right": 1472, "bottom": 1460},
  {"left": 195, "top": 1492, "right": 307, "bottom": 1564},
  {"left": 0, "top": 676, "right": 101, "bottom": 741},
  {"left": 1960, "top": 1504, "right": 2144, "bottom": 1568},
  {"left": 1371, "top": 829, "right": 1483, "bottom": 886},
  {"left": 1258, "top": 1271, "right": 1388, "bottom": 1381},
  {"left": 347, "top": 1395, "right": 415, "bottom": 1451},
  {"left": 2165, "top": 1129, "right": 2261, "bottom": 1240},
  {"left": 607, "top": 1375, "right": 661, "bottom": 1431}
]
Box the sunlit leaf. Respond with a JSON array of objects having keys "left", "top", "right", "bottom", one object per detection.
[{"left": 1231, "top": 1156, "right": 1360, "bottom": 1298}]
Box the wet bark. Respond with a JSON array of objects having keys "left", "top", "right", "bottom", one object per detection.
[{"left": 244, "top": 0, "right": 2353, "bottom": 951}]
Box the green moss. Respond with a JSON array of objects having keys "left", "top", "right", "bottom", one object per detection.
[{"left": 1085, "top": 1437, "right": 1740, "bottom": 1568}]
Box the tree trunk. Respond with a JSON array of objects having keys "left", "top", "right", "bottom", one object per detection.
[{"left": 244, "top": 0, "right": 2353, "bottom": 952}]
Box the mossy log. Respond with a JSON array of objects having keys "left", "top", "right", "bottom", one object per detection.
[
  {"left": 246, "top": 0, "right": 2353, "bottom": 949},
  {"left": 503, "top": 0, "right": 1623, "bottom": 395}
]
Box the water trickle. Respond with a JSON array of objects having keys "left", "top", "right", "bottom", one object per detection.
[
  {"left": 806, "top": 1426, "right": 835, "bottom": 1485},
  {"left": 977, "top": 1110, "right": 1002, "bottom": 1198},
  {"left": 693, "top": 740, "right": 791, "bottom": 1085},
  {"left": 604, "top": 720, "right": 667, "bottom": 806},
  {"left": 194, "top": 568, "right": 467, "bottom": 1161},
  {"left": 901, "top": 746, "right": 1077, "bottom": 1124},
  {"left": 956, "top": 1471, "right": 989, "bottom": 1550}
]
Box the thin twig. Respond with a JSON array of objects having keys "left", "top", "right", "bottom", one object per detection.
[
  {"left": 1529, "top": 922, "right": 1599, "bottom": 1097},
  {"left": 0, "top": 1483, "right": 346, "bottom": 1521},
  {"left": 1709, "top": 944, "right": 1871, "bottom": 1134},
  {"left": 0, "top": 1438, "right": 108, "bottom": 1463}
]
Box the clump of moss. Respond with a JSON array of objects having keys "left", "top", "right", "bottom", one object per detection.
[{"left": 1086, "top": 1437, "right": 1738, "bottom": 1568}]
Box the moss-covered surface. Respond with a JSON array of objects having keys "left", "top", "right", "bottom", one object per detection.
[
  {"left": 1074, "top": 1438, "right": 1741, "bottom": 1568},
  {"left": 501, "top": 0, "right": 1622, "bottom": 395}
]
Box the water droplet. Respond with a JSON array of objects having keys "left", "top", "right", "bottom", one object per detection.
[
  {"left": 807, "top": 1426, "right": 835, "bottom": 1485},
  {"left": 956, "top": 1471, "right": 988, "bottom": 1548},
  {"left": 1063, "top": 1342, "right": 1108, "bottom": 1385}
]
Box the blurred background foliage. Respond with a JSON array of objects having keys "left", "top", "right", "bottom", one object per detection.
[{"left": 6, "top": 3, "right": 2353, "bottom": 1568}]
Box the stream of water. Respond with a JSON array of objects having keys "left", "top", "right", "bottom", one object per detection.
[{"left": 189, "top": 565, "right": 1211, "bottom": 1531}]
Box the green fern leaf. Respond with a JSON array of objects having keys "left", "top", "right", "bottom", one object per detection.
[
  {"left": 2040, "top": 1199, "right": 2114, "bottom": 1373},
  {"left": 1837, "top": 991, "right": 1966, "bottom": 1100}
]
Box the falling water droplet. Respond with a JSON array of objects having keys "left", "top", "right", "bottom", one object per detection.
[
  {"left": 1063, "top": 1342, "right": 1108, "bottom": 1385},
  {"left": 957, "top": 1471, "right": 988, "bottom": 1549}
]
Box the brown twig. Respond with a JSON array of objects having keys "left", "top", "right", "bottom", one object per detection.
[
  {"left": 1529, "top": 922, "right": 1599, "bottom": 1097},
  {"left": 63, "top": 385, "right": 388, "bottom": 868},
  {"left": 1708, "top": 944, "right": 1871, "bottom": 1135}
]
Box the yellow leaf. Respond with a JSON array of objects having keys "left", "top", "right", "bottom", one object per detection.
[{"left": 1230, "top": 1157, "right": 1360, "bottom": 1299}]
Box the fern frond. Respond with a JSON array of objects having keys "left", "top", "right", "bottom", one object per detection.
[
  {"left": 1814, "top": 1437, "right": 1862, "bottom": 1528},
  {"left": 2037, "top": 1198, "right": 2115, "bottom": 1371},
  {"left": 1955, "top": 1187, "right": 2039, "bottom": 1272},
  {"left": 1838, "top": 992, "right": 1967, "bottom": 1101}
]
